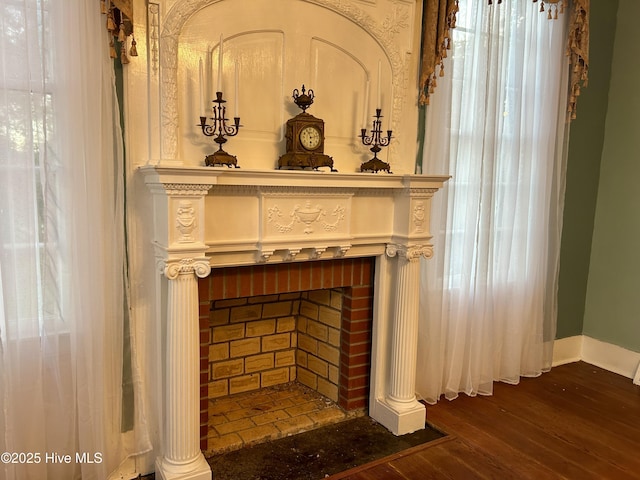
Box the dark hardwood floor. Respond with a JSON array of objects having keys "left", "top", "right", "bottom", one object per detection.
[{"left": 330, "top": 361, "right": 640, "bottom": 480}]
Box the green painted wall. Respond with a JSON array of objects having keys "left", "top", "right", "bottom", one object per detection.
[
  {"left": 556, "top": 0, "right": 618, "bottom": 339},
  {"left": 581, "top": 0, "right": 640, "bottom": 353}
]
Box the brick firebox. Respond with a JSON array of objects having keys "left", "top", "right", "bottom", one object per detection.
[{"left": 197, "top": 257, "right": 375, "bottom": 450}]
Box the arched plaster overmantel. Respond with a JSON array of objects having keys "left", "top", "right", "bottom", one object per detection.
[{"left": 158, "top": 0, "right": 411, "bottom": 161}]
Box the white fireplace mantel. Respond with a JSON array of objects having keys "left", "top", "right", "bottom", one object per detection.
[{"left": 140, "top": 165, "right": 448, "bottom": 480}]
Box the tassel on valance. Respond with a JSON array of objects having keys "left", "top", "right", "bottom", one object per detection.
[
  {"left": 101, "top": 0, "right": 138, "bottom": 64},
  {"left": 419, "top": 0, "right": 590, "bottom": 121},
  {"left": 419, "top": 0, "right": 459, "bottom": 106}
]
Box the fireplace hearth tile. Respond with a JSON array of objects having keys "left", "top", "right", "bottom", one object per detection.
[{"left": 205, "top": 382, "right": 362, "bottom": 457}]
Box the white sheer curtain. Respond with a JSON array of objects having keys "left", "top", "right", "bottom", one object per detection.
[
  {"left": 0, "top": 1, "right": 150, "bottom": 479},
  {"left": 417, "top": 0, "right": 570, "bottom": 404}
]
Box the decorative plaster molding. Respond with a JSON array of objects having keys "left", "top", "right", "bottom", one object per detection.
[
  {"left": 162, "top": 183, "right": 213, "bottom": 196},
  {"left": 267, "top": 201, "right": 346, "bottom": 234},
  {"left": 412, "top": 201, "right": 426, "bottom": 234},
  {"left": 158, "top": 0, "right": 408, "bottom": 162},
  {"left": 175, "top": 200, "right": 198, "bottom": 243},
  {"left": 164, "top": 258, "right": 211, "bottom": 279},
  {"left": 148, "top": 2, "right": 160, "bottom": 74},
  {"left": 386, "top": 243, "right": 433, "bottom": 260}
]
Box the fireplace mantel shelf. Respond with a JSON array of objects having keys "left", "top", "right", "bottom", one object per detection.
[
  {"left": 140, "top": 165, "right": 449, "bottom": 190},
  {"left": 141, "top": 165, "right": 449, "bottom": 268}
]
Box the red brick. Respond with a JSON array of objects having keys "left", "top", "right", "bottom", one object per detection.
[
  {"left": 340, "top": 341, "right": 370, "bottom": 356},
  {"left": 289, "top": 263, "right": 301, "bottom": 292},
  {"left": 350, "top": 285, "right": 373, "bottom": 298},
  {"left": 361, "top": 259, "right": 374, "bottom": 286},
  {"left": 238, "top": 267, "right": 252, "bottom": 297},
  {"left": 252, "top": 265, "right": 265, "bottom": 296},
  {"left": 340, "top": 331, "right": 371, "bottom": 345},
  {"left": 343, "top": 307, "right": 372, "bottom": 322},
  {"left": 321, "top": 262, "right": 333, "bottom": 288},
  {"left": 341, "top": 364, "right": 370, "bottom": 378},
  {"left": 198, "top": 277, "right": 210, "bottom": 302},
  {"left": 265, "top": 268, "right": 277, "bottom": 294},
  {"left": 211, "top": 270, "right": 224, "bottom": 300},
  {"left": 300, "top": 263, "right": 312, "bottom": 290},
  {"left": 277, "top": 266, "right": 289, "bottom": 294},
  {"left": 342, "top": 295, "right": 372, "bottom": 310},
  {"left": 311, "top": 265, "right": 322, "bottom": 290}
]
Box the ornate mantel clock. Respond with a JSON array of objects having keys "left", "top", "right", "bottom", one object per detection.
[{"left": 278, "top": 85, "right": 336, "bottom": 171}]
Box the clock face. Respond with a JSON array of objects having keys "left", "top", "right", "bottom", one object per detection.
[{"left": 299, "top": 125, "right": 321, "bottom": 151}]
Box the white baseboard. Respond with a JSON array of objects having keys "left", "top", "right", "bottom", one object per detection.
[{"left": 553, "top": 335, "right": 640, "bottom": 385}]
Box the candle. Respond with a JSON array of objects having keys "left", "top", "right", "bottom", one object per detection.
[
  {"left": 362, "top": 79, "right": 370, "bottom": 130},
  {"left": 234, "top": 60, "right": 239, "bottom": 118},
  {"left": 377, "top": 60, "right": 381, "bottom": 108},
  {"left": 217, "top": 33, "right": 224, "bottom": 92},
  {"left": 199, "top": 58, "right": 204, "bottom": 117}
]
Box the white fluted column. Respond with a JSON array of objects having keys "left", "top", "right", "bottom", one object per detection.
[
  {"left": 156, "top": 258, "right": 211, "bottom": 480},
  {"left": 387, "top": 249, "right": 422, "bottom": 408},
  {"left": 375, "top": 244, "right": 432, "bottom": 435}
]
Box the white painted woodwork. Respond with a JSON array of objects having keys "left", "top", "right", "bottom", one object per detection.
[{"left": 125, "top": 1, "right": 447, "bottom": 478}]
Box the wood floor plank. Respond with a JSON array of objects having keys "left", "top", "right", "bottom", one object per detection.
[{"left": 346, "top": 362, "right": 640, "bottom": 480}]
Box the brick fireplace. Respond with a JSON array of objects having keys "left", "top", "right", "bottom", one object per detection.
[
  {"left": 141, "top": 167, "right": 446, "bottom": 480},
  {"left": 198, "top": 258, "right": 375, "bottom": 451}
]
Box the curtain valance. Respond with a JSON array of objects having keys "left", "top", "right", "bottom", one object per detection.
[{"left": 419, "top": 0, "right": 590, "bottom": 121}]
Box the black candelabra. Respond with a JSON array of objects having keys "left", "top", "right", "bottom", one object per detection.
[
  {"left": 359, "top": 108, "right": 392, "bottom": 173},
  {"left": 198, "top": 91, "right": 241, "bottom": 167}
]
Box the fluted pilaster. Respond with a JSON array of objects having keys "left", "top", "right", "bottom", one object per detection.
[
  {"left": 158, "top": 258, "right": 211, "bottom": 479},
  {"left": 385, "top": 244, "right": 431, "bottom": 410}
]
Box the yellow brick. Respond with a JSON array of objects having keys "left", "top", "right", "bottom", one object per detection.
[
  {"left": 317, "top": 377, "right": 339, "bottom": 402},
  {"left": 275, "top": 349, "right": 296, "bottom": 367},
  {"left": 275, "top": 415, "right": 314, "bottom": 436},
  {"left": 299, "top": 301, "right": 319, "bottom": 320},
  {"left": 329, "top": 364, "right": 340, "bottom": 384},
  {"left": 297, "top": 367, "right": 317, "bottom": 390},
  {"left": 229, "top": 373, "right": 260, "bottom": 395},
  {"left": 317, "top": 343, "right": 340, "bottom": 366},
  {"left": 209, "top": 343, "right": 229, "bottom": 362},
  {"left": 252, "top": 409, "right": 291, "bottom": 426},
  {"left": 238, "top": 424, "right": 280, "bottom": 445},
  {"left": 277, "top": 316, "right": 296, "bottom": 333},
  {"left": 330, "top": 290, "right": 343, "bottom": 310},
  {"left": 298, "top": 333, "right": 317, "bottom": 355},
  {"left": 328, "top": 327, "right": 341, "bottom": 347},
  {"left": 248, "top": 294, "right": 279, "bottom": 304},
  {"left": 214, "top": 298, "right": 248, "bottom": 308},
  {"left": 245, "top": 353, "right": 274, "bottom": 373},
  {"left": 308, "top": 355, "right": 328, "bottom": 378},
  {"left": 208, "top": 380, "right": 228, "bottom": 398},
  {"left": 210, "top": 308, "right": 230, "bottom": 326},
  {"left": 230, "top": 338, "right": 261, "bottom": 358},
  {"left": 246, "top": 319, "right": 276, "bottom": 337},
  {"left": 290, "top": 366, "right": 297, "bottom": 381},
  {"left": 230, "top": 304, "right": 262, "bottom": 323},
  {"left": 261, "top": 367, "right": 290, "bottom": 387},
  {"left": 297, "top": 316, "right": 308, "bottom": 334},
  {"left": 206, "top": 433, "right": 243, "bottom": 456},
  {"left": 212, "top": 358, "right": 244, "bottom": 379},
  {"left": 307, "top": 320, "right": 328, "bottom": 342},
  {"left": 214, "top": 418, "right": 256, "bottom": 436},
  {"left": 262, "top": 333, "right": 291, "bottom": 352},
  {"left": 308, "top": 289, "right": 331, "bottom": 305},
  {"left": 318, "top": 305, "right": 341, "bottom": 328},
  {"left": 213, "top": 324, "right": 245, "bottom": 343},
  {"left": 296, "top": 350, "right": 308, "bottom": 367},
  {"left": 263, "top": 301, "right": 293, "bottom": 318}
]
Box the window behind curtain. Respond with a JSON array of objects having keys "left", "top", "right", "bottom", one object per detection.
[
  {"left": 417, "top": 0, "right": 569, "bottom": 403},
  {"left": 1, "top": 0, "right": 65, "bottom": 340}
]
